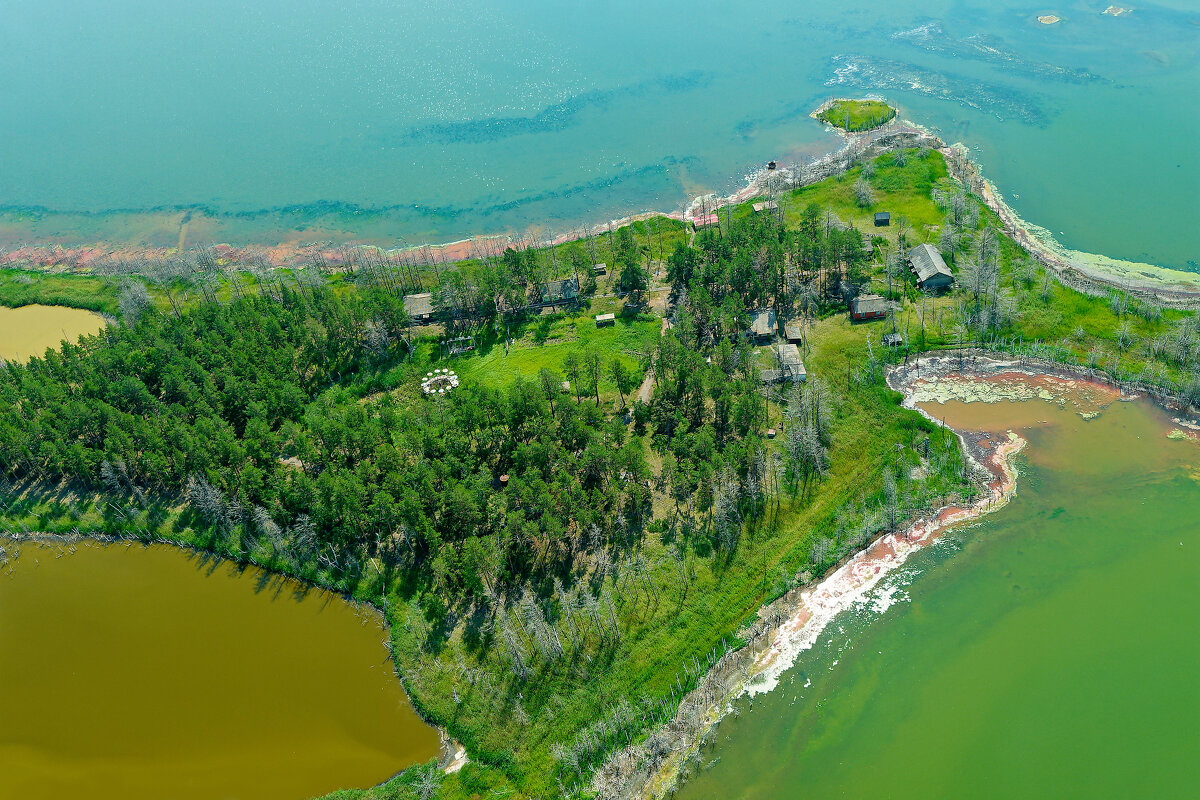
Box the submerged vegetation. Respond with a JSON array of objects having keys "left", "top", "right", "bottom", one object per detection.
[
  {"left": 2, "top": 143, "right": 1198, "bottom": 799},
  {"left": 815, "top": 99, "right": 897, "bottom": 132}
]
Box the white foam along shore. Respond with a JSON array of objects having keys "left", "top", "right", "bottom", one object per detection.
[
  {"left": 741, "top": 361, "right": 1042, "bottom": 696},
  {"left": 594, "top": 358, "right": 1047, "bottom": 799}
]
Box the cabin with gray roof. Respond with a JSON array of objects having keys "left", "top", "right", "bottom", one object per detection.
[
  {"left": 403, "top": 292, "right": 435, "bottom": 323},
  {"left": 907, "top": 243, "right": 954, "bottom": 290},
  {"left": 749, "top": 307, "right": 777, "bottom": 343},
  {"left": 539, "top": 276, "right": 579, "bottom": 305}
]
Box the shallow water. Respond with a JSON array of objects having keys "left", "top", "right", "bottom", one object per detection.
[
  {"left": 0, "top": 542, "right": 438, "bottom": 800},
  {"left": 676, "top": 394, "right": 1200, "bottom": 799},
  {"left": 1, "top": 1, "right": 1197, "bottom": 267},
  {"left": 0, "top": 304, "right": 106, "bottom": 363}
]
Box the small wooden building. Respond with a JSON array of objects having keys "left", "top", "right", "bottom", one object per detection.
[
  {"left": 784, "top": 321, "right": 803, "bottom": 344},
  {"left": 776, "top": 342, "right": 807, "bottom": 383},
  {"left": 851, "top": 294, "right": 888, "bottom": 322},
  {"left": 403, "top": 292, "right": 435, "bottom": 324},
  {"left": 874, "top": 211, "right": 891, "bottom": 227},
  {"left": 592, "top": 263, "right": 607, "bottom": 275},
  {"left": 749, "top": 307, "right": 777, "bottom": 343},
  {"left": 752, "top": 200, "right": 778, "bottom": 213},
  {"left": 595, "top": 312, "right": 615, "bottom": 327},
  {"left": 883, "top": 332, "right": 904, "bottom": 347},
  {"left": 907, "top": 243, "right": 955, "bottom": 290}
]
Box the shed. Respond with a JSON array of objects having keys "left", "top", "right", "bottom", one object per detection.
[
  {"left": 752, "top": 200, "right": 778, "bottom": 213},
  {"left": 874, "top": 211, "right": 891, "bottom": 227},
  {"left": 592, "top": 263, "right": 607, "bottom": 275},
  {"left": 784, "top": 321, "right": 804, "bottom": 344},
  {"left": 851, "top": 294, "right": 888, "bottom": 322},
  {"left": 883, "top": 332, "right": 904, "bottom": 347},
  {"left": 403, "top": 292, "right": 435, "bottom": 323},
  {"left": 907, "top": 243, "right": 955, "bottom": 290},
  {"left": 595, "top": 312, "right": 615, "bottom": 327},
  {"left": 776, "top": 343, "right": 807, "bottom": 383},
  {"left": 749, "top": 307, "right": 777, "bottom": 343},
  {"left": 759, "top": 369, "right": 783, "bottom": 384},
  {"left": 693, "top": 213, "right": 719, "bottom": 229}
]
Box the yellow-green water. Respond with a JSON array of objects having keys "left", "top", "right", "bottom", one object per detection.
[
  {"left": 677, "top": 394, "right": 1200, "bottom": 799},
  {"left": 0, "top": 304, "right": 106, "bottom": 363},
  {"left": 0, "top": 542, "right": 438, "bottom": 800}
]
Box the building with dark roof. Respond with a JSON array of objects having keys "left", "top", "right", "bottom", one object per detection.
[
  {"left": 874, "top": 211, "right": 891, "bottom": 227},
  {"left": 907, "top": 243, "right": 954, "bottom": 290},
  {"left": 539, "top": 276, "right": 579, "bottom": 305}
]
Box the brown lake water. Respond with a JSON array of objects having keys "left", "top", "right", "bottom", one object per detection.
[
  {"left": 0, "top": 542, "right": 438, "bottom": 800},
  {"left": 0, "top": 304, "right": 107, "bottom": 363}
]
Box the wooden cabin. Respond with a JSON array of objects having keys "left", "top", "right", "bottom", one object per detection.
[
  {"left": 595, "top": 312, "right": 615, "bottom": 327},
  {"left": 851, "top": 294, "right": 888, "bottom": 322},
  {"left": 874, "top": 211, "right": 891, "bottom": 227},
  {"left": 749, "top": 307, "right": 777, "bottom": 343},
  {"left": 907, "top": 243, "right": 955, "bottom": 290},
  {"left": 403, "top": 292, "right": 435, "bottom": 324}
]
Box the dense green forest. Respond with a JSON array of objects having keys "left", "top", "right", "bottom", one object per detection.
[{"left": 3, "top": 146, "right": 1198, "bottom": 799}]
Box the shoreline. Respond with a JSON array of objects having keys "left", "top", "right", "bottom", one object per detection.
[
  {"left": 592, "top": 352, "right": 1196, "bottom": 799},
  {"left": 5, "top": 117, "right": 1195, "bottom": 303}
]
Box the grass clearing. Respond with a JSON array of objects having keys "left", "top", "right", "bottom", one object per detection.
[{"left": 816, "top": 99, "right": 897, "bottom": 132}]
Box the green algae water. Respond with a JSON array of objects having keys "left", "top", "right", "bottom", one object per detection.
[
  {"left": 0, "top": 542, "right": 439, "bottom": 800},
  {"left": 1, "top": 1, "right": 1197, "bottom": 268},
  {"left": 676, "top": 393, "right": 1200, "bottom": 799}
]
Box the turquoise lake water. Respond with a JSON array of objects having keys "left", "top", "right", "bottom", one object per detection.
[{"left": 1, "top": 1, "right": 1197, "bottom": 264}]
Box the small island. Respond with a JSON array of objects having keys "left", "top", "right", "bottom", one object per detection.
[{"left": 814, "top": 98, "right": 897, "bottom": 133}]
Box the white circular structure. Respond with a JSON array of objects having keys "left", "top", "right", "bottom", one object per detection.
[{"left": 421, "top": 368, "right": 459, "bottom": 396}]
